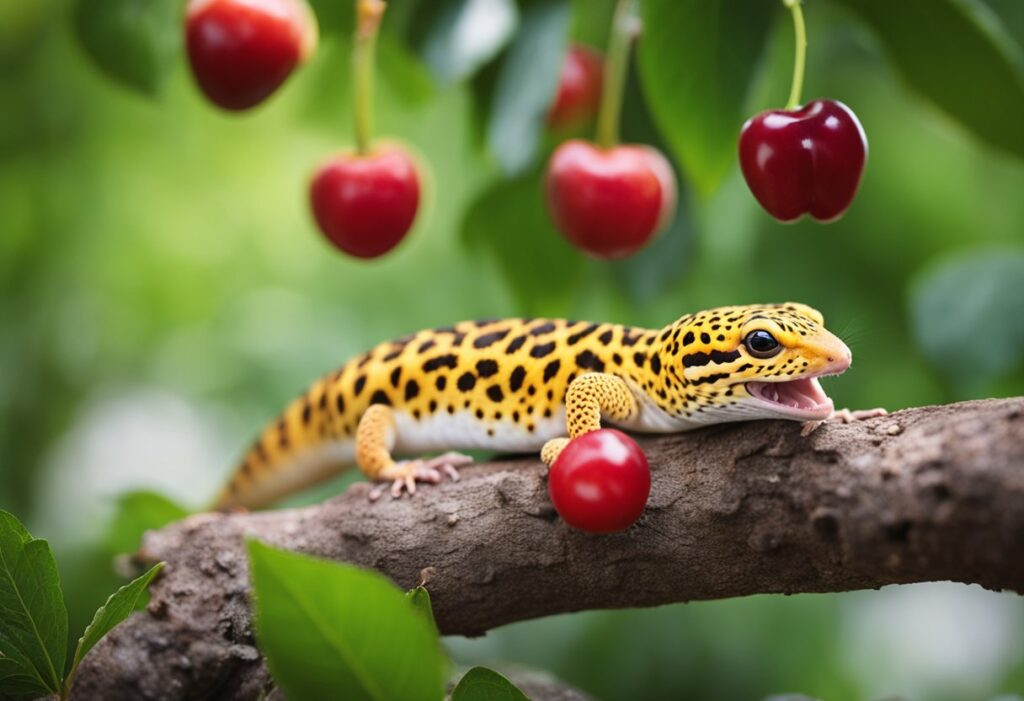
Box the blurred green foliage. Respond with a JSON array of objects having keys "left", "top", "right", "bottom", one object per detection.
[{"left": 2, "top": 0, "right": 1024, "bottom": 698}]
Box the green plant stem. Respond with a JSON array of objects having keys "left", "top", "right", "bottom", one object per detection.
[
  {"left": 354, "top": 0, "right": 385, "bottom": 155},
  {"left": 784, "top": 0, "right": 806, "bottom": 110},
  {"left": 596, "top": 0, "right": 636, "bottom": 149}
]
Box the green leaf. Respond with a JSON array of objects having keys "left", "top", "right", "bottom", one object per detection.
[
  {"left": 460, "top": 170, "right": 584, "bottom": 315},
  {"left": 0, "top": 510, "right": 68, "bottom": 695},
  {"left": 832, "top": 0, "right": 1024, "bottom": 161},
  {"left": 104, "top": 491, "right": 189, "bottom": 557},
  {"left": 451, "top": 667, "right": 530, "bottom": 701},
  {"left": 415, "top": 0, "right": 518, "bottom": 84},
  {"left": 637, "top": 0, "right": 775, "bottom": 196},
  {"left": 0, "top": 654, "right": 51, "bottom": 700},
  {"left": 247, "top": 540, "right": 446, "bottom": 701},
  {"left": 73, "top": 0, "right": 183, "bottom": 97},
  {"left": 487, "top": 0, "right": 571, "bottom": 175},
  {"left": 909, "top": 248, "right": 1024, "bottom": 390},
  {"left": 405, "top": 586, "right": 438, "bottom": 635},
  {"left": 63, "top": 562, "right": 164, "bottom": 694}
]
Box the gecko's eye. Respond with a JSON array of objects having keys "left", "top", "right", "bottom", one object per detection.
[{"left": 744, "top": 330, "right": 781, "bottom": 359}]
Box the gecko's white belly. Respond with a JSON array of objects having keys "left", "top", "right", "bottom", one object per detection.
[{"left": 393, "top": 408, "right": 566, "bottom": 455}]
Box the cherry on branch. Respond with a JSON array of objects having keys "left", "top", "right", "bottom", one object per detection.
[
  {"left": 185, "top": 0, "right": 317, "bottom": 111},
  {"left": 548, "top": 429, "right": 651, "bottom": 534}
]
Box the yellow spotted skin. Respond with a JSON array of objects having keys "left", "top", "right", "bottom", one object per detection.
[{"left": 214, "top": 303, "right": 851, "bottom": 509}]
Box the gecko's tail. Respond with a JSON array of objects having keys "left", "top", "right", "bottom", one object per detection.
[{"left": 210, "top": 392, "right": 358, "bottom": 511}]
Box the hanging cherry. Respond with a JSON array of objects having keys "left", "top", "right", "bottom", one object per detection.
[
  {"left": 738, "top": 0, "right": 867, "bottom": 222},
  {"left": 544, "top": 0, "right": 677, "bottom": 260},
  {"left": 546, "top": 44, "right": 604, "bottom": 130},
  {"left": 185, "top": 0, "right": 318, "bottom": 111},
  {"left": 310, "top": 0, "right": 421, "bottom": 259}
]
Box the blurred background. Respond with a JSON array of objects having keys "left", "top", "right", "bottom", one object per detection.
[{"left": 2, "top": 0, "right": 1023, "bottom": 699}]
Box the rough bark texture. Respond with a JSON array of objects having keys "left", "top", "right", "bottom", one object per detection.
[{"left": 69, "top": 398, "right": 1024, "bottom": 700}]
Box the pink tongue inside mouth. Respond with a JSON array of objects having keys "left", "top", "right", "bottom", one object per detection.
[{"left": 749, "top": 377, "right": 830, "bottom": 410}]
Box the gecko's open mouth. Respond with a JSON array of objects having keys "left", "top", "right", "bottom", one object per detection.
[{"left": 746, "top": 376, "right": 834, "bottom": 420}]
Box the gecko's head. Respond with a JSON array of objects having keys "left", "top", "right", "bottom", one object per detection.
[{"left": 664, "top": 303, "right": 851, "bottom": 422}]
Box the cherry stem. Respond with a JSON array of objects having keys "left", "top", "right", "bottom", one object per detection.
[
  {"left": 783, "top": 0, "right": 806, "bottom": 110},
  {"left": 354, "top": 0, "right": 385, "bottom": 155},
  {"left": 596, "top": 0, "right": 637, "bottom": 149}
]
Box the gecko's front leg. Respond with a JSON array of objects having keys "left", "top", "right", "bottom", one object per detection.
[
  {"left": 800, "top": 407, "right": 888, "bottom": 436},
  {"left": 356, "top": 404, "right": 470, "bottom": 500},
  {"left": 541, "top": 373, "right": 640, "bottom": 466}
]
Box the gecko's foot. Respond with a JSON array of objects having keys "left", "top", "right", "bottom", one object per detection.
[
  {"left": 541, "top": 438, "right": 571, "bottom": 467},
  {"left": 368, "top": 452, "right": 473, "bottom": 501},
  {"left": 800, "top": 407, "right": 888, "bottom": 436}
]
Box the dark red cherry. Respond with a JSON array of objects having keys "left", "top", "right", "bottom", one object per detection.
[
  {"left": 547, "top": 44, "right": 604, "bottom": 129},
  {"left": 545, "top": 140, "right": 676, "bottom": 259},
  {"left": 548, "top": 429, "right": 651, "bottom": 534},
  {"left": 738, "top": 99, "right": 867, "bottom": 222},
  {"left": 310, "top": 146, "right": 420, "bottom": 259},
  {"left": 186, "top": 0, "right": 317, "bottom": 111}
]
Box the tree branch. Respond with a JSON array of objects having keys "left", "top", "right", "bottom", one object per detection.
[{"left": 69, "top": 398, "right": 1024, "bottom": 700}]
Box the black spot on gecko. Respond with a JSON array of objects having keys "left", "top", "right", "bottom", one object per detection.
[
  {"left": 543, "top": 359, "right": 561, "bottom": 381},
  {"left": 612, "top": 353, "right": 622, "bottom": 365},
  {"left": 476, "top": 359, "right": 499, "bottom": 378},
  {"left": 710, "top": 349, "right": 741, "bottom": 364},
  {"left": 487, "top": 385, "right": 504, "bottom": 402},
  {"left": 354, "top": 375, "right": 366, "bottom": 396},
  {"left": 389, "top": 366, "right": 402, "bottom": 388},
  {"left": 474, "top": 329, "right": 510, "bottom": 348},
  {"left": 429, "top": 400, "right": 437, "bottom": 412},
  {"left": 530, "top": 322, "right": 556, "bottom": 336},
  {"left": 691, "top": 373, "right": 728, "bottom": 386},
  {"left": 598, "top": 329, "right": 614, "bottom": 345},
  {"left": 509, "top": 366, "right": 526, "bottom": 392},
  {"left": 301, "top": 401, "right": 311, "bottom": 424},
  {"left": 650, "top": 354, "right": 662, "bottom": 374},
  {"left": 683, "top": 352, "right": 711, "bottom": 368},
  {"left": 506, "top": 335, "right": 527, "bottom": 353},
  {"left": 405, "top": 380, "right": 420, "bottom": 401},
  {"left": 531, "top": 342, "right": 556, "bottom": 358},
  {"left": 457, "top": 372, "right": 476, "bottom": 392},
  {"left": 436, "top": 375, "right": 447, "bottom": 390},
  {"left": 700, "top": 333, "right": 711, "bottom": 344},
  {"left": 476, "top": 409, "right": 484, "bottom": 419},
  {"left": 633, "top": 352, "right": 646, "bottom": 367},
  {"left": 370, "top": 390, "right": 391, "bottom": 406},
  {"left": 417, "top": 339, "right": 436, "bottom": 353},
  {"left": 423, "top": 354, "right": 457, "bottom": 372},
  {"left": 576, "top": 350, "right": 605, "bottom": 372},
  {"left": 568, "top": 323, "right": 599, "bottom": 344}
]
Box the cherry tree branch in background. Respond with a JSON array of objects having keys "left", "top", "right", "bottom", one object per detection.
[{"left": 69, "top": 398, "right": 1024, "bottom": 700}]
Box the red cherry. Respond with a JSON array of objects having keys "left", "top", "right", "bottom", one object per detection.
[
  {"left": 310, "top": 146, "right": 420, "bottom": 259},
  {"left": 738, "top": 99, "right": 867, "bottom": 222},
  {"left": 548, "top": 429, "right": 651, "bottom": 534},
  {"left": 545, "top": 140, "right": 676, "bottom": 259},
  {"left": 547, "top": 44, "right": 604, "bottom": 129},
  {"left": 185, "top": 0, "right": 317, "bottom": 111}
]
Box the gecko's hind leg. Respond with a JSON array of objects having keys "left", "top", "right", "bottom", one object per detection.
[{"left": 356, "top": 405, "right": 469, "bottom": 501}]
